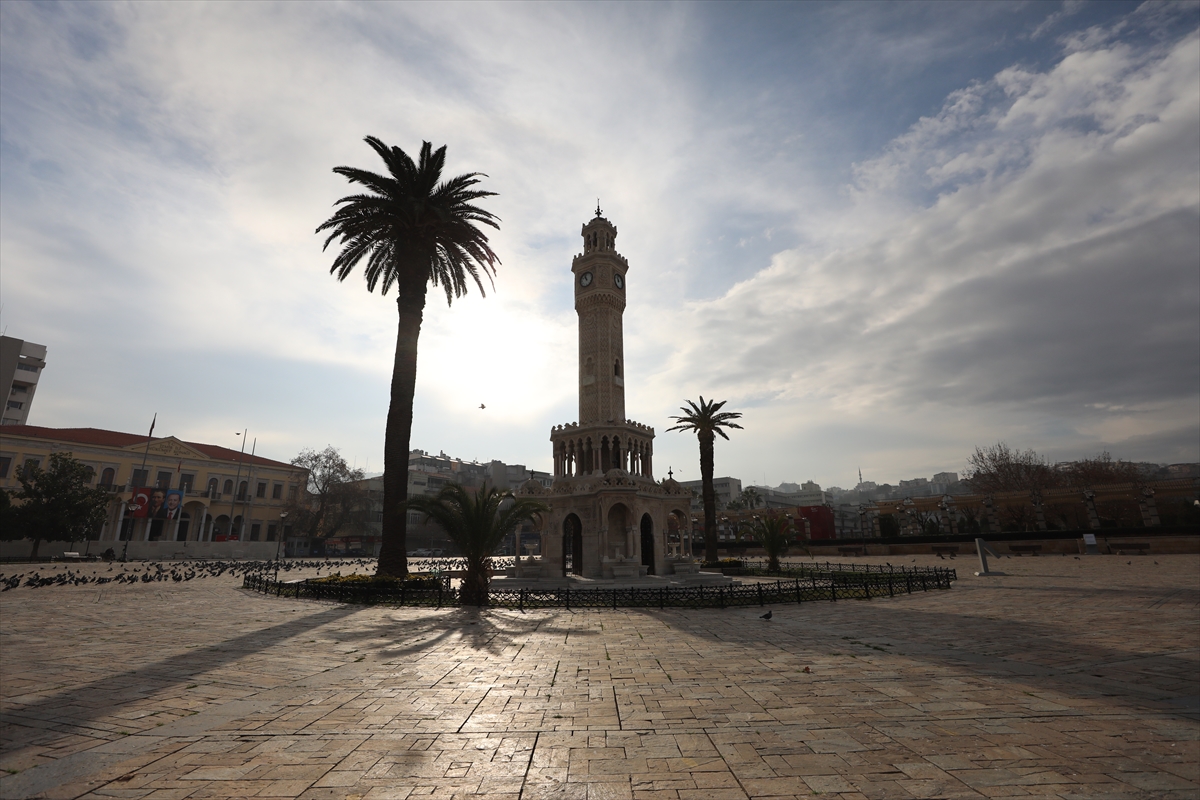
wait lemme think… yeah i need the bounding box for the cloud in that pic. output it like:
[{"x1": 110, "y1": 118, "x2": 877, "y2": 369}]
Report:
[
  {"x1": 637, "y1": 26, "x2": 1199, "y2": 481},
  {"x1": 1, "y1": 2, "x2": 1195, "y2": 486}
]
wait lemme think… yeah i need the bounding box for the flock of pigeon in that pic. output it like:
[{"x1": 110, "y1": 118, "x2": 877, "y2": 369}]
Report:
[{"x1": 0, "y1": 558, "x2": 380, "y2": 592}]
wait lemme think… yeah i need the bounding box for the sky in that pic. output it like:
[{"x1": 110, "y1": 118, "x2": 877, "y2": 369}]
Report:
[{"x1": 2, "y1": 0, "x2": 1198, "y2": 490}]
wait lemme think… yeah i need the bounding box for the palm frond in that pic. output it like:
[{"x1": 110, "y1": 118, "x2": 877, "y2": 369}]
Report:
[{"x1": 316, "y1": 137, "x2": 501, "y2": 305}]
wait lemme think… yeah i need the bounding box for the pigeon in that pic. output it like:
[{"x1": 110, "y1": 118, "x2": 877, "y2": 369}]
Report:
[
  {"x1": 760, "y1": 610, "x2": 772, "y2": 620},
  {"x1": 479, "y1": 404, "x2": 486, "y2": 409}
]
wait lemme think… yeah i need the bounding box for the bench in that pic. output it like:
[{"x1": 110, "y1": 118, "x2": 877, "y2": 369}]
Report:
[
  {"x1": 837, "y1": 546, "x2": 865, "y2": 557},
  {"x1": 931, "y1": 545, "x2": 958, "y2": 556},
  {"x1": 1008, "y1": 544, "x2": 1042, "y2": 556},
  {"x1": 1110, "y1": 541, "x2": 1150, "y2": 555}
]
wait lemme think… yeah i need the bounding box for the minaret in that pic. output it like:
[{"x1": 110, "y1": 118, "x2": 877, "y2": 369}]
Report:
[{"x1": 572, "y1": 205, "x2": 629, "y2": 424}]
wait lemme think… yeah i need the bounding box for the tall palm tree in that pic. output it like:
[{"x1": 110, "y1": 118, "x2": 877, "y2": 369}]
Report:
[
  {"x1": 406, "y1": 484, "x2": 547, "y2": 606},
  {"x1": 317, "y1": 137, "x2": 500, "y2": 577},
  {"x1": 667, "y1": 397, "x2": 743, "y2": 564}
]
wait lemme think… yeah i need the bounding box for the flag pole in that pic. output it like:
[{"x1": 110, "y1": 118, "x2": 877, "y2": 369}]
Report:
[{"x1": 122, "y1": 413, "x2": 156, "y2": 562}]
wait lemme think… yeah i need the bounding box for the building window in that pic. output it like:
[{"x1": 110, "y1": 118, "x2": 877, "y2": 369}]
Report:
[
  {"x1": 11, "y1": 385, "x2": 27, "y2": 393},
  {"x1": 84, "y1": 466, "x2": 96, "y2": 482},
  {"x1": 156, "y1": 471, "x2": 172, "y2": 489},
  {"x1": 207, "y1": 478, "x2": 219, "y2": 497},
  {"x1": 132, "y1": 469, "x2": 149, "y2": 487},
  {"x1": 223, "y1": 479, "x2": 233, "y2": 494},
  {"x1": 267, "y1": 523, "x2": 278, "y2": 542},
  {"x1": 288, "y1": 485, "x2": 297, "y2": 500},
  {"x1": 0, "y1": 456, "x2": 10, "y2": 478},
  {"x1": 15, "y1": 363, "x2": 38, "y2": 372},
  {"x1": 614, "y1": 359, "x2": 621, "y2": 377},
  {"x1": 100, "y1": 467, "x2": 116, "y2": 487},
  {"x1": 256, "y1": 482, "x2": 267, "y2": 498},
  {"x1": 180, "y1": 474, "x2": 195, "y2": 492},
  {"x1": 272, "y1": 483, "x2": 282, "y2": 499},
  {"x1": 238, "y1": 481, "x2": 248, "y2": 500},
  {"x1": 6, "y1": 401, "x2": 22, "y2": 410},
  {"x1": 250, "y1": 522, "x2": 262, "y2": 541},
  {"x1": 23, "y1": 458, "x2": 40, "y2": 473}
]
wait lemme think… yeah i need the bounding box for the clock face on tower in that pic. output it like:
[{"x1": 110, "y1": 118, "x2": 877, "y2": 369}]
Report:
[
  {"x1": 614, "y1": 273, "x2": 624, "y2": 289},
  {"x1": 580, "y1": 271, "x2": 593, "y2": 287}
]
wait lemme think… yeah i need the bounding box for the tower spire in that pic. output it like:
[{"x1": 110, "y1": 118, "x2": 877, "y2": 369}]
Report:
[{"x1": 595, "y1": 199, "x2": 602, "y2": 217}]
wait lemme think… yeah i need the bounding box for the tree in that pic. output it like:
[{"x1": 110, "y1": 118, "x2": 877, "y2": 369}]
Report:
[
  {"x1": 286, "y1": 447, "x2": 369, "y2": 544},
  {"x1": 965, "y1": 442, "x2": 1060, "y2": 494},
  {"x1": 668, "y1": 397, "x2": 743, "y2": 565},
  {"x1": 405, "y1": 484, "x2": 547, "y2": 606},
  {"x1": 317, "y1": 137, "x2": 500, "y2": 577},
  {"x1": 740, "y1": 488, "x2": 763, "y2": 509},
  {"x1": 744, "y1": 513, "x2": 792, "y2": 573},
  {"x1": 2, "y1": 452, "x2": 110, "y2": 557}
]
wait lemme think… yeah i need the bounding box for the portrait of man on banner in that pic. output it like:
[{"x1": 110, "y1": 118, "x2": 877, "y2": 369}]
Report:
[
  {"x1": 128, "y1": 487, "x2": 153, "y2": 518},
  {"x1": 157, "y1": 490, "x2": 184, "y2": 520}
]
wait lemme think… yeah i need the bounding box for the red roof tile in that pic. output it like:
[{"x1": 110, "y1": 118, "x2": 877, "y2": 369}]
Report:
[{"x1": 0, "y1": 425, "x2": 297, "y2": 470}]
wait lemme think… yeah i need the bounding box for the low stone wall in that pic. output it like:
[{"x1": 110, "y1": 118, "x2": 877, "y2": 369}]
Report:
[
  {"x1": 0, "y1": 538, "x2": 280, "y2": 561},
  {"x1": 798, "y1": 534, "x2": 1199, "y2": 557}
]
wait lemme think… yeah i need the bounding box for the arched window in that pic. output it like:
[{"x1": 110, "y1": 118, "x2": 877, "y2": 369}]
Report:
[
  {"x1": 238, "y1": 481, "x2": 248, "y2": 500},
  {"x1": 223, "y1": 479, "x2": 233, "y2": 494},
  {"x1": 100, "y1": 468, "x2": 115, "y2": 487},
  {"x1": 208, "y1": 478, "x2": 219, "y2": 497}
]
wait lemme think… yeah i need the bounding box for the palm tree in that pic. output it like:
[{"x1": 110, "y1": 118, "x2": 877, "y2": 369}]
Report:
[
  {"x1": 317, "y1": 137, "x2": 500, "y2": 577},
  {"x1": 744, "y1": 513, "x2": 793, "y2": 573},
  {"x1": 405, "y1": 484, "x2": 547, "y2": 606},
  {"x1": 667, "y1": 397, "x2": 743, "y2": 564}
]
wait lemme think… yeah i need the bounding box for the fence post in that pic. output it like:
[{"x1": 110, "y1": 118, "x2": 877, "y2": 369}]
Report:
[
  {"x1": 437, "y1": 582, "x2": 443, "y2": 608},
  {"x1": 758, "y1": 584, "x2": 764, "y2": 606},
  {"x1": 920, "y1": 574, "x2": 927, "y2": 592},
  {"x1": 795, "y1": 578, "x2": 802, "y2": 604},
  {"x1": 565, "y1": 587, "x2": 570, "y2": 611},
  {"x1": 888, "y1": 575, "x2": 894, "y2": 597},
  {"x1": 660, "y1": 588, "x2": 665, "y2": 610},
  {"x1": 830, "y1": 577, "x2": 837, "y2": 602},
  {"x1": 863, "y1": 576, "x2": 870, "y2": 600},
  {"x1": 613, "y1": 589, "x2": 617, "y2": 610},
  {"x1": 520, "y1": 588, "x2": 525, "y2": 612},
  {"x1": 907, "y1": 574, "x2": 913, "y2": 594}
]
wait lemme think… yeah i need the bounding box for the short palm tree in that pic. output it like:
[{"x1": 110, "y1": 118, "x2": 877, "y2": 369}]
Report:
[
  {"x1": 405, "y1": 484, "x2": 547, "y2": 606},
  {"x1": 667, "y1": 397, "x2": 743, "y2": 564},
  {"x1": 744, "y1": 513, "x2": 793, "y2": 573},
  {"x1": 317, "y1": 137, "x2": 500, "y2": 577}
]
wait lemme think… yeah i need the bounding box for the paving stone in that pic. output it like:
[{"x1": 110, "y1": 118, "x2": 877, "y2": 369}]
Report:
[{"x1": 0, "y1": 555, "x2": 1196, "y2": 799}]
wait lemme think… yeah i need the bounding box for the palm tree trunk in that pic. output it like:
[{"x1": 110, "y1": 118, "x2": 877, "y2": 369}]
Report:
[
  {"x1": 376, "y1": 286, "x2": 428, "y2": 577},
  {"x1": 699, "y1": 431, "x2": 718, "y2": 564}
]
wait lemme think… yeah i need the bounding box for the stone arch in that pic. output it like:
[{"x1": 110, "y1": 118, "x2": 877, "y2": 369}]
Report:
[
  {"x1": 607, "y1": 502, "x2": 631, "y2": 559},
  {"x1": 563, "y1": 513, "x2": 583, "y2": 576},
  {"x1": 667, "y1": 508, "x2": 691, "y2": 557},
  {"x1": 640, "y1": 513, "x2": 655, "y2": 575}
]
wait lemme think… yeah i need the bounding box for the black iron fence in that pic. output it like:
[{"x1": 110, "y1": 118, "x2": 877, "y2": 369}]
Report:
[{"x1": 242, "y1": 562, "x2": 955, "y2": 609}]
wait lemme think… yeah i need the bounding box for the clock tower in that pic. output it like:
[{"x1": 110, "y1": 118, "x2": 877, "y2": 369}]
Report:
[
  {"x1": 572, "y1": 209, "x2": 629, "y2": 424},
  {"x1": 514, "y1": 208, "x2": 694, "y2": 581}
]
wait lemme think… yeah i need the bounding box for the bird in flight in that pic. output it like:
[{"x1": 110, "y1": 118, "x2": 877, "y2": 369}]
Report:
[{"x1": 479, "y1": 404, "x2": 486, "y2": 410}]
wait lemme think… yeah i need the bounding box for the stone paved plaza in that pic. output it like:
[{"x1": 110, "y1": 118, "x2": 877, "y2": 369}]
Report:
[{"x1": 1, "y1": 554, "x2": 1197, "y2": 800}]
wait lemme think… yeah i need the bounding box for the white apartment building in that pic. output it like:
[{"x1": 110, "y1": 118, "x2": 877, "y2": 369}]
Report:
[{"x1": 1, "y1": 336, "x2": 47, "y2": 426}]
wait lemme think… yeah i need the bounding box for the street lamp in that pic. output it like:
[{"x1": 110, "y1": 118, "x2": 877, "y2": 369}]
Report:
[
  {"x1": 120, "y1": 501, "x2": 143, "y2": 562},
  {"x1": 274, "y1": 510, "x2": 288, "y2": 583}
]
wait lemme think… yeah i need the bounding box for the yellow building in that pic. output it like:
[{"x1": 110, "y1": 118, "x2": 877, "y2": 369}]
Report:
[{"x1": 0, "y1": 425, "x2": 307, "y2": 559}]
